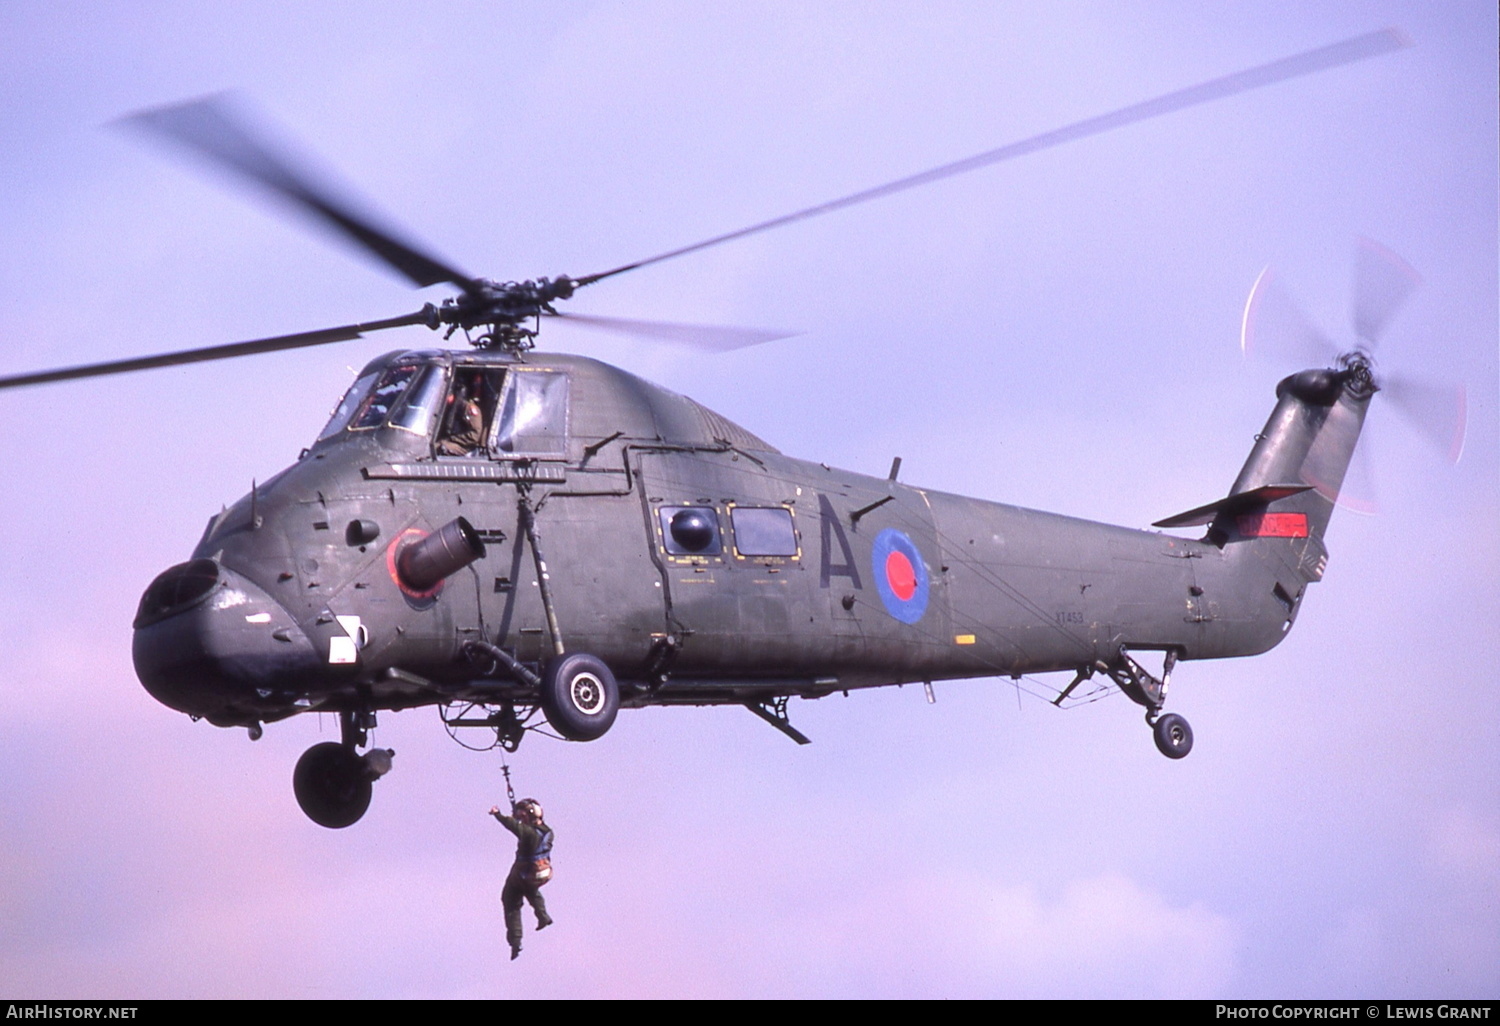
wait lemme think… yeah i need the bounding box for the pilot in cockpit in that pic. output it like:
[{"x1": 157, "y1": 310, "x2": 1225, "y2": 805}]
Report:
[{"x1": 437, "y1": 372, "x2": 487, "y2": 456}]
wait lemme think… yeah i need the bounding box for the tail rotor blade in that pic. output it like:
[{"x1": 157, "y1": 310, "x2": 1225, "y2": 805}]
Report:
[
  {"x1": 1353, "y1": 236, "x2": 1421, "y2": 347},
  {"x1": 1382, "y1": 371, "x2": 1467, "y2": 463},
  {"x1": 1334, "y1": 427, "x2": 1381, "y2": 515},
  {"x1": 1240, "y1": 266, "x2": 1338, "y2": 367}
]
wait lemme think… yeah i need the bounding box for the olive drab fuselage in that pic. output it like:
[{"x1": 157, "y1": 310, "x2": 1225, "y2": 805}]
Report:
[
  {"x1": 0, "y1": 42, "x2": 1407, "y2": 826},
  {"x1": 132, "y1": 347, "x2": 1368, "y2": 733}
]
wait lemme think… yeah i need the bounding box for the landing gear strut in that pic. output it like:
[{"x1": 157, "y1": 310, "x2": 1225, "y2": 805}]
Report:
[
  {"x1": 517, "y1": 494, "x2": 620, "y2": 742},
  {"x1": 292, "y1": 710, "x2": 395, "y2": 828},
  {"x1": 1102, "y1": 647, "x2": 1194, "y2": 760}
]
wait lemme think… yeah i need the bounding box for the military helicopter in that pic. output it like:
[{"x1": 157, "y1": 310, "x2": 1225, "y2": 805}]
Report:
[{"x1": 0, "y1": 28, "x2": 1443, "y2": 829}]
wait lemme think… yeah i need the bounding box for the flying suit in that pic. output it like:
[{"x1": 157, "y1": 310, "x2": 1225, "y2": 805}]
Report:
[{"x1": 492, "y1": 808, "x2": 554, "y2": 957}]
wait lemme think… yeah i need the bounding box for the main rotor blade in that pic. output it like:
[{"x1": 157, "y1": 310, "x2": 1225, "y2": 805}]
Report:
[
  {"x1": 549, "y1": 312, "x2": 799, "y2": 352},
  {"x1": 1353, "y1": 236, "x2": 1422, "y2": 347},
  {"x1": 576, "y1": 28, "x2": 1409, "y2": 288},
  {"x1": 120, "y1": 95, "x2": 475, "y2": 292},
  {"x1": 0, "y1": 310, "x2": 433, "y2": 391}
]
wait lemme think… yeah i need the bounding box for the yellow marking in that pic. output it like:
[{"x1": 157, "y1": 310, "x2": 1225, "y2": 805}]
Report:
[{"x1": 955, "y1": 634, "x2": 976, "y2": 645}]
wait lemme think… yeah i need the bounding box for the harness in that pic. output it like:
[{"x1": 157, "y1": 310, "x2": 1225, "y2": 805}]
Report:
[
  {"x1": 526, "y1": 825, "x2": 554, "y2": 885},
  {"x1": 500, "y1": 755, "x2": 552, "y2": 885}
]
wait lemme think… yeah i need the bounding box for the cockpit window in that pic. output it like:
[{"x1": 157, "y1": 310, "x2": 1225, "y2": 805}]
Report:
[
  {"x1": 436, "y1": 368, "x2": 505, "y2": 457},
  {"x1": 492, "y1": 371, "x2": 569, "y2": 457},
  {"x1": 388, "y1": 364, "x2": 448, "y2": 436},
  {"x1": 351, "y1": 363, "x2": 422, "y2": 430},
  {"x1": 318, "y1": 371, "x2": 379, "y2": 441}
]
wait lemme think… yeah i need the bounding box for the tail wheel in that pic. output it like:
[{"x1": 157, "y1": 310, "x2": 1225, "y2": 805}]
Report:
[
  {"x1": 541, "y1": 653, "x2": 620, "y2": 741},
  {"x1": 1153, "y1": 713, "x2": 1194, "y2": 759},
  {"x1": 293, "y1": 741, "x2": 372, "y2": 827}
]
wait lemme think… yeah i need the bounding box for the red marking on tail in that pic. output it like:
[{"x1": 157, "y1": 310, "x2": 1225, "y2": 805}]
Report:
[{"x1": 1236, "y1": 512, "x2": 1309, "y2": 538}]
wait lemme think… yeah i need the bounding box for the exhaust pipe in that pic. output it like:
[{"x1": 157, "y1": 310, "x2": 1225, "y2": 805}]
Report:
[{"x1": 396, "y1": 517, "x2": 486, "y2": 593}]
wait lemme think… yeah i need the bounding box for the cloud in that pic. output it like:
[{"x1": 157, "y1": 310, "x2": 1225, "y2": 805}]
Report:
[
  {"x1": 785, "y1": 870, "x2": 1239, "y2": 998},
  {"x1": 1429, "y1": 806, "x2": 1500, "y2": 881}
]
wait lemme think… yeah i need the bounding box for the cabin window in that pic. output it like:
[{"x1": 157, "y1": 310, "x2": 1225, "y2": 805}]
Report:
[
  {"x1": 318, "y1": 371, "x2": 379, "y2": 441},
  {"x1": 492, "y1": 370, "x2": 569, "y2": 458},
  {"x1": 388, "y1": 364, "x2": 449, "y2": 436},
  {"x1": 658, "y1": 506, "x2": 722, "y2": 556},
  {"x1": 730, "y1": 506, "x2": 798, "y2": 557}
]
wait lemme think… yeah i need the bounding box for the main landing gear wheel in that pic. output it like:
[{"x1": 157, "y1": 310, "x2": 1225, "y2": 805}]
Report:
[
  {"x1": 1152, "y1": 713, "x2": 1194, "y2": 760},
  {"x1": 293, "y1": 741, "x2": 372, "y2": 828},
  {"x1": 541, "y1": 652, "x2": 619, "y2": 741}
]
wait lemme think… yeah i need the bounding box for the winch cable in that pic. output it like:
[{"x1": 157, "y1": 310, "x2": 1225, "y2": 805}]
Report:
[{"x1": 499, "y1": 753, "x2": 517, "y2": 809}]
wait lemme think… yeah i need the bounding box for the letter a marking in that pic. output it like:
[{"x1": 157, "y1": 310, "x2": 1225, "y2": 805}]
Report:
[{"x1": 819, "y1": 493, "x2": 862, "y2": 589}]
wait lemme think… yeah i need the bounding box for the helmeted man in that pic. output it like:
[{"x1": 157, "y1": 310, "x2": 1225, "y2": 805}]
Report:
[
  {"x1": 489, "y1": 798, "x2": 555, "y2": 960},
  {"x1": 437, "y1": 374, "x2": 486, "y2": 455}
]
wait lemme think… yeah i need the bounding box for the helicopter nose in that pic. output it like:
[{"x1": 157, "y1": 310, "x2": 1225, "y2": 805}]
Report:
[{"x1": 132, "y1": 558, "x2": 320, "y2": 725}]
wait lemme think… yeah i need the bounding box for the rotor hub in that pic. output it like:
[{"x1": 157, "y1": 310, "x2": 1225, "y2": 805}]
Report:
[
  {"x1": 1338, "y1": 348, "x2": 1379, "y2": 399},
  {"x1": 433, "y1": 275, "x2": 578, "y2": 351}
]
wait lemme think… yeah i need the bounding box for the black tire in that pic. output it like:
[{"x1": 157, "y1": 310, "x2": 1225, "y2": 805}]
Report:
[
  {"x1": 541, "y1": 653, "x2": 620, "y2": 741},
  {"x1": 1153, "y1": 713, "x2": 1194, "y2": 759},
  {"x1": 293, "y1": 741, "x2": 372, "y2": 828}
]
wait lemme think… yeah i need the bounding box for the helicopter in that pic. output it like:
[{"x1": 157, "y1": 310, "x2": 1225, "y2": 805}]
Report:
[{"x1": 0, "y1": 28, "x2": 1442, "y2": 830}]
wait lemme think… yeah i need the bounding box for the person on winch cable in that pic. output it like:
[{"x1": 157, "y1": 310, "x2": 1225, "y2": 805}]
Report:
[{"x1": 489, "y1": 798, "x2": 554, "y2": 960}]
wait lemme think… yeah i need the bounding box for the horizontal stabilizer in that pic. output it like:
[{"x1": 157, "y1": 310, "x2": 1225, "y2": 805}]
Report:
[{"x1": 1153, "y1": 484, "x2": 1313, "y2": 529}]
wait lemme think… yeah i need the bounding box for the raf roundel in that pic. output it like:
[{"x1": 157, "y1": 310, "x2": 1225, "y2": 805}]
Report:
[{"x1": 871, "y1": 528, "x2": 930, "y2": 624}]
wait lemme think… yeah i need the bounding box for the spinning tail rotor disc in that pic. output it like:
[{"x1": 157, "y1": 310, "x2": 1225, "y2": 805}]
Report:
[{"x1": 1239, "y1": 239, "x2": 1468, "y2": 511}]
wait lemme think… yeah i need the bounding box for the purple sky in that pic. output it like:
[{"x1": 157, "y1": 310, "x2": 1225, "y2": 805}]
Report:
[{"x1": 1, "y1": 1, "x2": 1495, "y2": 998}]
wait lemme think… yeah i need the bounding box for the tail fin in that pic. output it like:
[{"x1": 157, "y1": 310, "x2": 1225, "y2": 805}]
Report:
[
  {"x1": 1155, "y1": 362, "x2": 1374, "y2": 548},
  {"x1": 1153, "y1": 362, "x2": 1373, "y2": 649}
]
